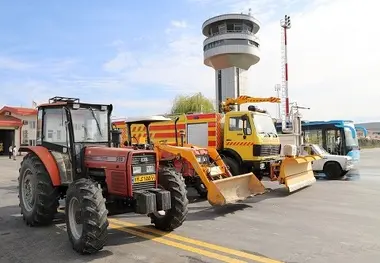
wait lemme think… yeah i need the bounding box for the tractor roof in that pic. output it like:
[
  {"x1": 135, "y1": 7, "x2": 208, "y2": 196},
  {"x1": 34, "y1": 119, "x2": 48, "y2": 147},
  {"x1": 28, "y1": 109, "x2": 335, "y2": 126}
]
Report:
[
  {"x1": 38, "y1": 96, "x2": 112, "y2": 110},
  {"x1": 125, "y1": 115, "x2": 171, "y2": 125}
]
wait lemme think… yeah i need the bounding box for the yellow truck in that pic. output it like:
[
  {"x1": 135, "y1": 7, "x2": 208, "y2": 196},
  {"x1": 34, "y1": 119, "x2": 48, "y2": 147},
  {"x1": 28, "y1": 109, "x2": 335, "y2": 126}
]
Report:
[{"x1": 113, "y1": 96, "x2": 320, "y2": 193}]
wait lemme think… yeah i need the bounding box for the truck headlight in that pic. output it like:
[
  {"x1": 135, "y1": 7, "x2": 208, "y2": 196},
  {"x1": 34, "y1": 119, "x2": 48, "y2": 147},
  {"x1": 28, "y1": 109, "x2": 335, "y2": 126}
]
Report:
[
  {"x1": 133, "y1": 166, "x2": 142, "y2": 174},
  {"x1": 146, "y1": 165, "x2": 155, "y2": 173}
]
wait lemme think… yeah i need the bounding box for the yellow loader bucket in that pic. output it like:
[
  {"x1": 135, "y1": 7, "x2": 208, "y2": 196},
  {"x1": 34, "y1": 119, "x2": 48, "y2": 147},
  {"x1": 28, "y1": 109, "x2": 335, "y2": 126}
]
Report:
[
  {"x1": 279, "y1": 155, "x2": 321, "y2": 193},
  {"x1": 206, "y1": 173, "x2": 266, "y2": 206}
]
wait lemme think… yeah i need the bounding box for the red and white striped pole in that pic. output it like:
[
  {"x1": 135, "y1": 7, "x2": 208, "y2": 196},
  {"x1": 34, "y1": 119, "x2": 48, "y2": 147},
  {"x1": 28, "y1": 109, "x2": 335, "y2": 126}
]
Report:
[{"x1": 281, "y1": 15, "x2": 291, "y2": 128}]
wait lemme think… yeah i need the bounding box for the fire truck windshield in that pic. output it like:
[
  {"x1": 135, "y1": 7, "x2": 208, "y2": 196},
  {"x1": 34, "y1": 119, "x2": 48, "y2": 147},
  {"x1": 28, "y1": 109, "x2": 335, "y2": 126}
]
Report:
[{"x1": 252, "y1": 113, "x2": 278, "y2": 135}]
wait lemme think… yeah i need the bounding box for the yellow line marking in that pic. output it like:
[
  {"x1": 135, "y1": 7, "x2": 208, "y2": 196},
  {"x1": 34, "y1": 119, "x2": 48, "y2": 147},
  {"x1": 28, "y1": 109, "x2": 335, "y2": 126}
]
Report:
[
  {"x1": 109, "y1": 223, "x2": 247, "y2": 263},
  {"x1": 109, "y1": 218, "x2": 283, "y2": 263}
]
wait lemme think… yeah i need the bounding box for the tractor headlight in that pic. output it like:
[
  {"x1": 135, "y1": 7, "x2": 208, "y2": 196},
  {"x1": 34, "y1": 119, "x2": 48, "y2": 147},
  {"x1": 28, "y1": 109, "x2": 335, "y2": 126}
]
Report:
[
  {"x1": 133, "y1": 166, "x2": 142, "y2": 174},
  {"x1": 196, "y1": 155, "x2": 209, "y2": 163},
  {"x1": 146, "y1": 165, "x2": 155, "y2": 173}
]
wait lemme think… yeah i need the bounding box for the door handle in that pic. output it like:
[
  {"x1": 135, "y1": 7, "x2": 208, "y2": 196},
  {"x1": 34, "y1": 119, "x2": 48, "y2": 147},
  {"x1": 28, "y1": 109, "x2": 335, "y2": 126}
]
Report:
[
  {"x1": 237, "y1": 133, "x2": 243, "y2": 135},
  {"x1": 226, "y1": 139, "x2": 231, "y2": 141}
]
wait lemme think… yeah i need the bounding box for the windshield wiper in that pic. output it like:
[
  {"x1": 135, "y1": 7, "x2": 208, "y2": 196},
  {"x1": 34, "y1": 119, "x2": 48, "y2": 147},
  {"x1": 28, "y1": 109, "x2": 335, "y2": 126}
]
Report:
[
  {"x1": 258, "y1": 131, "x2": 269, "y2": 137},
  {"x1": 89, "y1": 107, "x2": 102, "y2": 137},
  {"x1": 268, "y1": 132, "x2": 278, "y2": 137}
]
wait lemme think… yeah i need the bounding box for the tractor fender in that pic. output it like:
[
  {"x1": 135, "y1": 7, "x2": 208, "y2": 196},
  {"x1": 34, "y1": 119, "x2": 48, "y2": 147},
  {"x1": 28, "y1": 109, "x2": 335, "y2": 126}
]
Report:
[{"x1": 19, "y1": 146, "x2": 61, "y2": 186}]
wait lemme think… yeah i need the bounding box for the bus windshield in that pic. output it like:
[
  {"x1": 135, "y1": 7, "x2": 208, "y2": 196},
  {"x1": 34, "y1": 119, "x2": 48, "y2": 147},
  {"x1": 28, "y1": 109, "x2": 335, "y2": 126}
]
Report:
[
  {"x1": 252, "y1": 114, "x2": 278, "y2": 135},
  {"x1": 344, "y1": 123, "x2": 358, "y2": 147}
]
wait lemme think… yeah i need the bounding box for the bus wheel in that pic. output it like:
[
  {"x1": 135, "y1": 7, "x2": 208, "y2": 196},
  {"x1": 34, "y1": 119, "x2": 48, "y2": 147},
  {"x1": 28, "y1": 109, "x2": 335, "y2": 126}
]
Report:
[{"x1": 323, "y1": 162, "x2": 343, "y2": 180}]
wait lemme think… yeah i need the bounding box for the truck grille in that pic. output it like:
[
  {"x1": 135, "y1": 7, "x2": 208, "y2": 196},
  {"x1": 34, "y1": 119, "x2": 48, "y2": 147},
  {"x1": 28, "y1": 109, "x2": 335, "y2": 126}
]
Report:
[
  {"x1": 131, "y1": 153, "x2": 156, "y2": 192},
  {"x1": 131, "y1": 153, "x2": 156, "y2": 165},
  {"x1": 253, "y1": 145, "x2": 281, "y2": 157},
  {"x1": 132, "y1": 181, "x2": 156, "y2": 191}
]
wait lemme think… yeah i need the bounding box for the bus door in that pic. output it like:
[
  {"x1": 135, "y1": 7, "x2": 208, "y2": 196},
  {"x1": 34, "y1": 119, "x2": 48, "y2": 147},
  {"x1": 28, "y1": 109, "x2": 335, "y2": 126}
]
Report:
[{"x1": 324, "y1": 128, "x2": 344, "y2": 155}]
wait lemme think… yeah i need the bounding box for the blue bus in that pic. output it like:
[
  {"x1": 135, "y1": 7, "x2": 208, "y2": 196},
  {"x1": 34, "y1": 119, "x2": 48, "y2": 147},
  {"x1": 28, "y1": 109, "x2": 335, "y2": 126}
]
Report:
[{"x1": 275, "y1": 120, "x2": 364, "y2": 163}]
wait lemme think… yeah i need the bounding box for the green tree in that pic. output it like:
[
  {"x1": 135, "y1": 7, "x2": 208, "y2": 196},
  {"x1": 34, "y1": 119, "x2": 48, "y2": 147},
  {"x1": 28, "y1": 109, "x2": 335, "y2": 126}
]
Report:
[{"x1": 170, "y1": 92, "x2": 215, "y2": 114}]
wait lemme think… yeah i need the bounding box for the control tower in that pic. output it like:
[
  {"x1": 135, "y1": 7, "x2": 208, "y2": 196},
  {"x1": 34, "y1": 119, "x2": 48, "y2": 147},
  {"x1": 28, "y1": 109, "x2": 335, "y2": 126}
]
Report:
[{"x1": 202, "y1": 12, "x2": 260, "y2": 112}]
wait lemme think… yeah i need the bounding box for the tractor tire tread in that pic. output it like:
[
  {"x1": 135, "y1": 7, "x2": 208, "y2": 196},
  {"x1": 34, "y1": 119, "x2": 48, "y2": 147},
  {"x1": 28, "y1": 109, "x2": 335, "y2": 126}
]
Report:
[
  {"x1": 18, "y1": 153, "x2": 59, "y2": 226},
  {"x1": 65, "y1": 178, "x2": 108, "y2": 254},
  {"x1": 150, "y1": 167, "x2": 188, "y2": 231}
]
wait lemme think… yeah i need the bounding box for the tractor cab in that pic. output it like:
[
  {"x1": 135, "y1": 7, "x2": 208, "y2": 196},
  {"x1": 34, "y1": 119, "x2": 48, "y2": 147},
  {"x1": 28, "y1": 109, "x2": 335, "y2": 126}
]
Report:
[{"x1": 31, "y1": 96, "x2": 114, "y2": 181}]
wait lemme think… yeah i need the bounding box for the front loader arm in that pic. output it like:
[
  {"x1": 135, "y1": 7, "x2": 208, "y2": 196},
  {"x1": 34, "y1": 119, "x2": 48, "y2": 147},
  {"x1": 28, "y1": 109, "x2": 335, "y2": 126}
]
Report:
[
  {"x1": 154, "y1": 144, "x2": 213, "y2": 188},
  {"x1": 155, "y1": 144, "x2": 266, "y2": 206}
]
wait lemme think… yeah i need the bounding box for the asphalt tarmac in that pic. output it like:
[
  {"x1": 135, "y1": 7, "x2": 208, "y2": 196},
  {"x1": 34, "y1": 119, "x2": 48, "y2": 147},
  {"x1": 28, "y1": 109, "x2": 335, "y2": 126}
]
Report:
[{"x1": 1, "y1": 148, "x2": 379, "y2": 263}]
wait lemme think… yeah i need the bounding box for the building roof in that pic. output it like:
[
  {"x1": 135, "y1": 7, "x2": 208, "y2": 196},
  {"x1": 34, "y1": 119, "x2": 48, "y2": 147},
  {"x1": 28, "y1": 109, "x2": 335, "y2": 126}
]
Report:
[
  {"x1": 0, "y1": 115, "x2": 23, "y2": 127},
  {"x1": 0, "y1": 106, "x2": 37, "y2": 116}
]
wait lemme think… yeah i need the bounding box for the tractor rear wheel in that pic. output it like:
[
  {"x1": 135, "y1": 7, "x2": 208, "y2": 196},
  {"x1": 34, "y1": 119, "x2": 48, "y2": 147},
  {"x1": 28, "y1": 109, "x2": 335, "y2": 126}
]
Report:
[
  {"x1": 18, "y1": 153, "x2": 59, "y2": 226},
  {"x1": 65, "y1": 178, "x2": 108, "y2": 254},
  {"x1": 150, "y1": 167, "x2": 189, "y2": 231}
]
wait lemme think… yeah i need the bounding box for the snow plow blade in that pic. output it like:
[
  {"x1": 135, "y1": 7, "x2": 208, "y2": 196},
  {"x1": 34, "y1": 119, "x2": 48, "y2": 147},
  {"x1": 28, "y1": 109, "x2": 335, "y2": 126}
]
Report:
[
  {"x1": 279, "y1": 155, "x2": 321, "y2": 193},
  {"x1": 206, "y1": 172, "x2": 266, "y2": 206}
]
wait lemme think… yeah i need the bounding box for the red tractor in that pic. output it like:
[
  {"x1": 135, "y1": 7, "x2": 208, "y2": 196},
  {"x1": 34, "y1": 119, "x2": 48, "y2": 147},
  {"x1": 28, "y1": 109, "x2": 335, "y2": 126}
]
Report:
[{"x1": 18, "y1": 97, "x2": 188, "y2": 254}]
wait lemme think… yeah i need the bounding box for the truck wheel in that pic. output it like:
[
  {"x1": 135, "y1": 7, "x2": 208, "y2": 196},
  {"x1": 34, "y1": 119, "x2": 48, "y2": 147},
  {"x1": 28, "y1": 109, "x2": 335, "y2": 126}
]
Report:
[
  {"x1": 323, "y1": 162, "x2": 343, "y2": 180},
  {"x1": 222, "y1": 156, "x2": 240, "y2": 176},
  {"x1": 18, "y1": 153, "x2": 59, "y2": 226},
  {"x1": 65, "y1": 178, "x2": 108, "y2": 254},
  {"x1": 150, "y1": 167, "x2": 189, "y2": 231}
]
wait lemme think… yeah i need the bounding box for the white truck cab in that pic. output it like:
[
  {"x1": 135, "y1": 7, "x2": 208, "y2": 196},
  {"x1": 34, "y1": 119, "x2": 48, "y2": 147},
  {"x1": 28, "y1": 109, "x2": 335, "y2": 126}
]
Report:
[{"x1": 299, "y1": 143, "x2": 354, "y2": 179}]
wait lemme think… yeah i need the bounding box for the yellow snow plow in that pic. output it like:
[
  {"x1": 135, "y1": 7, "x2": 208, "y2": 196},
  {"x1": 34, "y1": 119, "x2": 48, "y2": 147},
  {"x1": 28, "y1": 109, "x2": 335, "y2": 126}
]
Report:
[
  {"x1": 155, "y1": 143, "x2": 266, "y2": 206},
  {"x1": 270, "y1": 145, "x2": 321, "y2": 192}
]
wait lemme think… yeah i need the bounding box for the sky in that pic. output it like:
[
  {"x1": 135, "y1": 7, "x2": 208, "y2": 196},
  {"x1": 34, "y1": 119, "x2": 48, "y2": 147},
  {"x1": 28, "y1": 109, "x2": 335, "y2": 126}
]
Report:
[{"x1": 0, "y1": 0, "x2": 379, "y2": 123}]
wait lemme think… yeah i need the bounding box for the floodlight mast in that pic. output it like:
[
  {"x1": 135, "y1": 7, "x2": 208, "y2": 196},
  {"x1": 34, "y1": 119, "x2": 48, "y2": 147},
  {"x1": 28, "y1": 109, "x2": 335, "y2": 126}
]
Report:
[{"x1": 280, "y1": 15, "x2": 292, "y2": 133}]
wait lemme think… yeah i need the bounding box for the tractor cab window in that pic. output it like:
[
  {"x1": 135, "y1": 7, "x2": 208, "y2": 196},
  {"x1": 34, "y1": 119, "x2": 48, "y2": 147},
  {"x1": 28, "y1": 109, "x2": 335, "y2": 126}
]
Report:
[
  {"x1": 36, "y1": 109, "x2": 43, "y2": 145},
  {"x1": 43, "y1": 108, "x2": 68, "y2": 146},
  {"x1": 70, "y1": 108, "x2": 108, "y2": 143}
]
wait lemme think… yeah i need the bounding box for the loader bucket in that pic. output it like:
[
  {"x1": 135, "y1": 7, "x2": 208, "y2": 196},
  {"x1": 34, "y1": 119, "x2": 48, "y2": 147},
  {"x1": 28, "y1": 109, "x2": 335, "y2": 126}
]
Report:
[
  {"x1": 206, "y1": 172, "x2": 266, "y2": 206},
  {"x1": 279, "y1": 155, "x2": 321, "y2": 193}
]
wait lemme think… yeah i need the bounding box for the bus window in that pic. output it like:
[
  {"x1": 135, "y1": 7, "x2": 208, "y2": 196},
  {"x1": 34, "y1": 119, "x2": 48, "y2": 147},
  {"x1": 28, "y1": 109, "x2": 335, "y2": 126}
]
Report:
[{"x1": 303, "y1": 129, "x2": 323, "y2": 146}]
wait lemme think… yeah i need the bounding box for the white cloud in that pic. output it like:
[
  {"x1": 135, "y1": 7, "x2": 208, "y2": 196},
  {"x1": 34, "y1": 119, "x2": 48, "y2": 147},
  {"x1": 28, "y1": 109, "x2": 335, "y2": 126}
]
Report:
[
  {"x1": 103, "y1": 51, "x2": 136, "y2": 73},
  {"x1": 171, "y1": 20, "x2": 188, "y2": 28},
  {"x1": 0, "y1": 57, "x2": 35, "y2": 70},
  {"x1": 105, "y1": 0, "x2": 380, "y2": 121}
]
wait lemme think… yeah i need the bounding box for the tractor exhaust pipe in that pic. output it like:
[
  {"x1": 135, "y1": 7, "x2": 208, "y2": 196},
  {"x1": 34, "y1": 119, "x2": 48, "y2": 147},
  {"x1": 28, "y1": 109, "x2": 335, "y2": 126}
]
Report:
[{"x1": 174, "y1": 117, "x2": 180, "y2": 146}]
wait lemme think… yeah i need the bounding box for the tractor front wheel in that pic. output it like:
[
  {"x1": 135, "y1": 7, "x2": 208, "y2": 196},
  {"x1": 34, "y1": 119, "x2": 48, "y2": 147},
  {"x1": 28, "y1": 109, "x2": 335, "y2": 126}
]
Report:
[
  {"x1": 18, "y1": 153, "x2": 59, "y2": 226},
  {"x1": 150, "y1": 167, "x2": 189, "y2": 231},
  {"x1": 65, "y1": 178, "x2": 108, "y2": 254}
]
